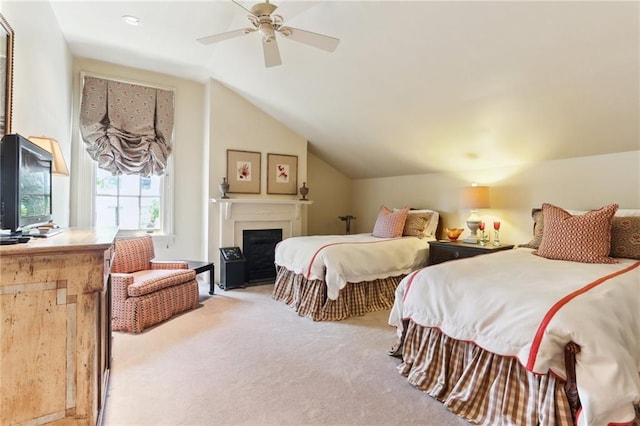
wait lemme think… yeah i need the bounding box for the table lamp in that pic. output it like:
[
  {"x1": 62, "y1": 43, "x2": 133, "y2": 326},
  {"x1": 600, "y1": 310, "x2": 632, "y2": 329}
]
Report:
[
  {"x1": 28, "y1": 136, "x2": 70, "y2": 176},
  {"x1": 460, "y1": 184, "x2": 490, "y2": 244}
]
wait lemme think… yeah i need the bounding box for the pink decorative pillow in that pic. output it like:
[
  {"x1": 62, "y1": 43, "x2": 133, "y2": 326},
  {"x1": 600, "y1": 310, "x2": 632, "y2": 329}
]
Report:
[
  {"x1": 372, "y1": 206, "x2": 409, "y2": 238},
  {"x1": 534, "y1": 203, "x2": 618, "y2": 263}
]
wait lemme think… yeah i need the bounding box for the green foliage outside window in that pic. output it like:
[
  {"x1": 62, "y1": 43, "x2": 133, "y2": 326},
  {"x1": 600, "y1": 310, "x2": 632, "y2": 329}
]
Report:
[{"x1": 95, "y1": 169, "x2": 162, "y2": 231}]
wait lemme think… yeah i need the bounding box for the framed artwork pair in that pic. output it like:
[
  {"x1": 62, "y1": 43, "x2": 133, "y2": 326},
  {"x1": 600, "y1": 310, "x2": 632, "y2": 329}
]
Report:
[{"x1": 226, "y1": 149, "x2": 298, "y2": 195}]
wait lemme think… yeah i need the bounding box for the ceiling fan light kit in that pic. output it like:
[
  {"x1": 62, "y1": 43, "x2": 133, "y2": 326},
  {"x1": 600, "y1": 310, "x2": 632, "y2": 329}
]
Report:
[{"x1": 197, "y1": 0, "x2": 339, "y2": 68}]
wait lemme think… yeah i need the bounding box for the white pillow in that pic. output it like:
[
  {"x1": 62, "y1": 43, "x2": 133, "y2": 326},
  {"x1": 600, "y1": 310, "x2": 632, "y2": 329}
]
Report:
[
  {"x1": 615, "y1": 209, "x2": 640, "y2": 217},
  {"x1": 567, "y1": 208, "x2": 640, "y2": 217}
]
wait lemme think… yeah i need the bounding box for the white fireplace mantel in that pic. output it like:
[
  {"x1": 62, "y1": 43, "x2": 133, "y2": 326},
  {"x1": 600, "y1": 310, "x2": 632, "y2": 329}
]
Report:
[
  {"x1": 211, "y1": 198, "x2": 313, "y2": 251},
  {"x1": 211, "y1": 198, "x2": 313, "y2": 221}
]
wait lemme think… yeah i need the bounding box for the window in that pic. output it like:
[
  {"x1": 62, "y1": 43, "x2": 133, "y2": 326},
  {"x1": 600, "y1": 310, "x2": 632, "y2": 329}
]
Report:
[
  {"x1": 77, "y1": 160, "x2": 173, "y2": 236},
  {"x1": 76, "y1": 73, "x2": 175, "y2": 236},
  {"x1": 95, "y1": 168, "x2": 162, "y2": 231}
]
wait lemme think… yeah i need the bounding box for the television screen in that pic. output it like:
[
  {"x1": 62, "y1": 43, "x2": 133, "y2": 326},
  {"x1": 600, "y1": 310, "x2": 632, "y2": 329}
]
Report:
[
  {"x1": 0, "y1": 134, "x2": 53, "y2": 232},
  {"x1": 20, "y1": 146, "x2": 52, "y2": 224}
]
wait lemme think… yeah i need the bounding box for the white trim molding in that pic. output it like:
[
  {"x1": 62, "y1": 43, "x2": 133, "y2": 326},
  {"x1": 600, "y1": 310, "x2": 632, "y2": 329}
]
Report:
[{"x1": 210, "y1": 198, "x2": 313, "y2": 250}]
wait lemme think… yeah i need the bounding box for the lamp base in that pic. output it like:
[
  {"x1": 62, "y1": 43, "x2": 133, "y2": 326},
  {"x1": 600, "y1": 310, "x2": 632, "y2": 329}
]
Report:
[{"x1": 465, "y1": 214, "x2": 482, "y2": 245}]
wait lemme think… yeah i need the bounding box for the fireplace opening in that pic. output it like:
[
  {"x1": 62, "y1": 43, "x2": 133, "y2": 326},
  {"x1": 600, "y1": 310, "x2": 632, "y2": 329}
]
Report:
[{"x1": 243, "y1": 229, "x2": 283, "y2": 284}]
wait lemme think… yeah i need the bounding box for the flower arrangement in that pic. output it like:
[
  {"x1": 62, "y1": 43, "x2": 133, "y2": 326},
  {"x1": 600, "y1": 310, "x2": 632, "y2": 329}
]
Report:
[{"x1": 237, "y1": 163, "x2": 251, "y2": 180}]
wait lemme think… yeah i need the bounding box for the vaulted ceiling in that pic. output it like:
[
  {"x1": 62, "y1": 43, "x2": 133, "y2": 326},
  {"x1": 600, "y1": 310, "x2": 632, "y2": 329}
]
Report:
[{"x1": 48, "y1": 1, "x2": 639, "y2": 178}]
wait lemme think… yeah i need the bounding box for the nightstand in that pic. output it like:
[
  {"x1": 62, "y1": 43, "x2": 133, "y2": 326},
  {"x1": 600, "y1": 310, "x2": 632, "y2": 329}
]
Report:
[{"x1": 428, "y1": 240, "x2": 515, "y2": 265}]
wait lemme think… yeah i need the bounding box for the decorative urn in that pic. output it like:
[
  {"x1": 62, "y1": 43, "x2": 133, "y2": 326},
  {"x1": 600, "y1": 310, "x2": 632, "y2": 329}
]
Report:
[
  {"x1": 299, "y1": 182, "x2": 309, "y2": 201},
  {"x1": 219, "y1": 177, "x2": 230, "y2": 199}
]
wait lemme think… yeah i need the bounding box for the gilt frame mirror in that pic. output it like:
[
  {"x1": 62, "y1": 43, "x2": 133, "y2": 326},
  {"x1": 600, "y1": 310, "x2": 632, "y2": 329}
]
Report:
[{"x1": 0, "y1": 13, "x2": 13, "y2": 138}]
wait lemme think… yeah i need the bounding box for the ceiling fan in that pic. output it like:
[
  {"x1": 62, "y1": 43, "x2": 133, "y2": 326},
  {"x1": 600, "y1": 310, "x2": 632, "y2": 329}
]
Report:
[{"x1": 197, "y1": 0, "x2": 340, "y2": 68}]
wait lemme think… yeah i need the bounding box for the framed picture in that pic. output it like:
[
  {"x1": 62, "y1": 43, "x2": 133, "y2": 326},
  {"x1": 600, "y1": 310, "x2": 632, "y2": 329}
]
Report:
[
  {"x1": 0, "y1": 13, "x2": 14, "y2": 139},
  {"x1": 267, "y1": 153, "x2": 298, "y2": 195},
  {"x1": 227, "y1": 149, "x2": 261, "y2": 194}
]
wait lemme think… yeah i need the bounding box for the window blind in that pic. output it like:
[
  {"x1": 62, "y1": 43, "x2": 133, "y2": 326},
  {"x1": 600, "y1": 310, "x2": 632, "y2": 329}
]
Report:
[{"x1": 79, "y1": 76, "x2": 174, "y2": 176}]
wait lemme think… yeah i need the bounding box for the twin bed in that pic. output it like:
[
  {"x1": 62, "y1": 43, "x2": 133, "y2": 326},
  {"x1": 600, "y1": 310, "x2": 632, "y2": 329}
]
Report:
[
  {"x1": 389, "y1": 204, "x2": 640, "y2": 426},
  {"x1": 272, "y1": 207, "x2": 439, "y2": 321}
]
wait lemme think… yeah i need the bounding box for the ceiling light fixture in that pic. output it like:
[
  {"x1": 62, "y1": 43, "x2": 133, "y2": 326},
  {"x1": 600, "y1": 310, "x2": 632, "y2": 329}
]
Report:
[
  {"x1": 122, "y1": 15, "x2": 142, "y2": 26},
  {"x1": 196, "y1": 0, "x2": 339, "y2": 68}
]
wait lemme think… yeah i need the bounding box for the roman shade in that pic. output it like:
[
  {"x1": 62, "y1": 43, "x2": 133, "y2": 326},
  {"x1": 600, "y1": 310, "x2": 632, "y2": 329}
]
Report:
[{"x1": 79, "y1": 76, "x2": 174, "y2": 176}]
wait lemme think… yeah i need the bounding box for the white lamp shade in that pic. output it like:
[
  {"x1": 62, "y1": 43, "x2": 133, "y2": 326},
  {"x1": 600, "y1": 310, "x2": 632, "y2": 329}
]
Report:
[{"x1": 28, "y1": 136, "x2": 70, "y2": 176}]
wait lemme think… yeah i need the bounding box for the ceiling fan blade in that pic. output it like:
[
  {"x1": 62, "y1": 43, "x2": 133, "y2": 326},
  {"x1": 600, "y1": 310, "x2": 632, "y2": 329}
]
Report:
[
  {"x1": 232, "y1": 0, "x2": 255, "y2": 16},
  {"x1": 278, "y1": 26, "x2": 339, "y2": 52},
  {"x1": 197, "y1": 28, "x2": 253, "y2": 45},
  {"x1": 262, "y1": 38, "x2": 282, "y2": 67}
]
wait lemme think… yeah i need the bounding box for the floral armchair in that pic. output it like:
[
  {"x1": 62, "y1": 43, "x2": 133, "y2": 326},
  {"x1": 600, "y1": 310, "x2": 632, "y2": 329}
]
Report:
[{"x1": 110, "y1": 235, "x2": 199, "y2": 333}]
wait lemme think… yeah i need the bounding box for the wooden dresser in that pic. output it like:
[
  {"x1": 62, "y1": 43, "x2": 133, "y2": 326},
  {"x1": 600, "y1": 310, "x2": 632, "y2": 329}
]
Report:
[{"x1": 0, "y1": 227, "x2": 117, "y2": 425}]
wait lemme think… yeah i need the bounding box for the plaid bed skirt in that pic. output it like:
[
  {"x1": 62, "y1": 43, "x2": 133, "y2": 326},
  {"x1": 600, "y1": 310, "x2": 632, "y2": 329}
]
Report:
[
  {"x1": 272, "y1": 266, "x2": 404, "y2": 321},
  {"x1": 399, "y1": 321, "x2": 640, "y2": 425},
  {"x1": 399, "y1": 320, "x2": 575, "y2": 426}
]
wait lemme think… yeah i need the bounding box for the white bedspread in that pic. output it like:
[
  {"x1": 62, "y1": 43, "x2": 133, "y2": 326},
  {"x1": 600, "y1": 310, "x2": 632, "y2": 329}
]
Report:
[
  {"x1": 274, "y1": 233, "x2": 430, "y2": 300},
  {"x1": 389, "y1": 248, "x2": 640, "y2": 426}
]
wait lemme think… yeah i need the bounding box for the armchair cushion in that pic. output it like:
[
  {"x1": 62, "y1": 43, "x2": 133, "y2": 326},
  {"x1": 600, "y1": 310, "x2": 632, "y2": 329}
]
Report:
[
  {"x1": 151, "y1": 260, "x2": 189, "y2": 270},
  {"x1": 127, "y1": 269, "x2": 197, "y2": 297}
]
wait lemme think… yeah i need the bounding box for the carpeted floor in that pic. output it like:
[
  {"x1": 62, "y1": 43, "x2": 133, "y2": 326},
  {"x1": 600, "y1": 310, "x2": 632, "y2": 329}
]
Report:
[{"x1": 102, "y1": 280, "x2": 470, "y2": 426}]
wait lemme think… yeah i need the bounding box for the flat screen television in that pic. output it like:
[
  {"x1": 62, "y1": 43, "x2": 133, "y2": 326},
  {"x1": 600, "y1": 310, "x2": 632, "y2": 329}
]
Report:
[{"x1": 0, "y1": 134, "x2": 53, "y2": 233}]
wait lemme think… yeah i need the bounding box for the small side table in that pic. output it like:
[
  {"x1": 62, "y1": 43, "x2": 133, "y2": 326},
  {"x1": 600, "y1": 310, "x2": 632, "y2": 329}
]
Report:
[
  {"x1": 185, "y1": 260, "x2": 215, "y2": 295},
  {"x1": 428, "y1": 241, "x2": 514, "y2": 266}
]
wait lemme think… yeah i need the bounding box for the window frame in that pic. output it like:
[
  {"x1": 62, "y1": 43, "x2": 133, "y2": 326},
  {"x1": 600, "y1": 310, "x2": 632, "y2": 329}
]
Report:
[{"x1": 93, "y1": 166, "x2": 173, "y2": 236}]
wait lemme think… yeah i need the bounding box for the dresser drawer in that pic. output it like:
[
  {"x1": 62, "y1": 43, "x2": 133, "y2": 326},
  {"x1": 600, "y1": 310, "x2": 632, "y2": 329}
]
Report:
[{"x1": 430, "y1": 246, "x2": 466, "y2": 264}]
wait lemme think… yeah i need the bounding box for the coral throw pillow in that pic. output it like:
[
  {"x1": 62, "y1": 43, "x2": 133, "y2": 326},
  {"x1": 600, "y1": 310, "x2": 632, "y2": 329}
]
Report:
[
  {"x1": 534, "y1": 203, "x2": 618, "y2": 263},
  {"x1": 372, "y1": 206, "x2": 409, "y2": 238}
]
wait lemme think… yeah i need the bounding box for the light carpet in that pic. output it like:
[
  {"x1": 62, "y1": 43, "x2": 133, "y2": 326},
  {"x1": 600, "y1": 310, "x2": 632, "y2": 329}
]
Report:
[{"x1": 102, "y1": 281, "x2": 470, "y2": 426}]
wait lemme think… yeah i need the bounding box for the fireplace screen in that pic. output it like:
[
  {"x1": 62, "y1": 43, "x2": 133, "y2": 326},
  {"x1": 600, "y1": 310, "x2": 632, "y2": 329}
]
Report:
[{"x1": 243, "y1": 229, "x2": 283, "y2": 283}]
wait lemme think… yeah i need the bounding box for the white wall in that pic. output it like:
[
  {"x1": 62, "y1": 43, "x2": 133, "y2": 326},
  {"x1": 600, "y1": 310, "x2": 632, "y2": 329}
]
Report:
[
  {"x1": 1, "y1": 1, "x2": 73, "y2": 227},
  {"x1": 307, "y1": 152, "x2": 352, "y2": 235},
  {"x1": 4, "y1": 0, "x2": 638, "y2": 270},
  {"x1": 207, "y1": 79, "x2": 308, "y2": 281},
  {"x1": 70, "y1": 58, "x2": 207, "y2": 261},
  {"x1": 2, "y1": 0, "x2": 310, "y2": 270},
  {"x1": 351, "y1": 150, "x2": 640, "y2": 245}
]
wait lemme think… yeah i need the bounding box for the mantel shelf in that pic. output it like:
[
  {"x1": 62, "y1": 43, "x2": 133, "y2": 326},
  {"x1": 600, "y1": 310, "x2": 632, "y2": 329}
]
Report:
[
  {"x1": 210, "y1": 198, "x2": 312, "y2": 221},
  {"x1": 210, "y1": 198, "x2": 313, "y2": 205}
]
